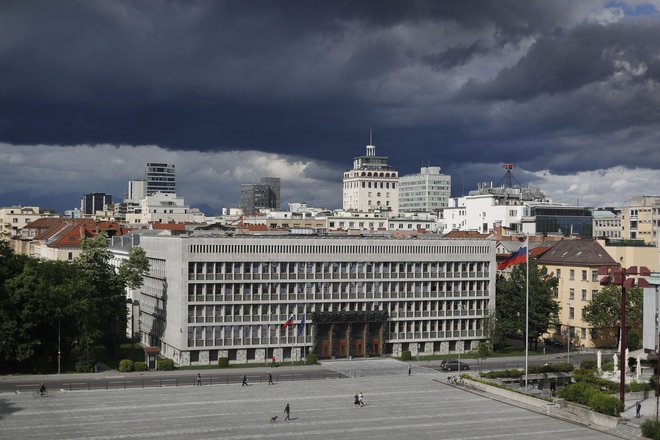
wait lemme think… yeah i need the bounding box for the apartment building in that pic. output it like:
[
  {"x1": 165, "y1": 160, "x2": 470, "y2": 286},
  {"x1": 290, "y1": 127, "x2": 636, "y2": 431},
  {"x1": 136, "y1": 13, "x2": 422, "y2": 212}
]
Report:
[
  {"x1": 112, "y1": 232, "x2": 496, "y2": 366},
  {"x1": 536, "y1": 240, "x2": 618, "y2": 348}
]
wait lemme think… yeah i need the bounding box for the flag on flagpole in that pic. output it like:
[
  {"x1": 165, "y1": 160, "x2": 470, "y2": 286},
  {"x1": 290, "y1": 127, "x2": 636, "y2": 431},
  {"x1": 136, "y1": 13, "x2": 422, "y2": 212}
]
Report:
[
  {"x1": 282, "y1": 314, "x2": 295, "y2": 329},
  {"x1": 497, "y1": 240, "x2": 528, "y2": 270},
  {"x1": 297, "y1": 314, "x2": 306, "y2": 336}
]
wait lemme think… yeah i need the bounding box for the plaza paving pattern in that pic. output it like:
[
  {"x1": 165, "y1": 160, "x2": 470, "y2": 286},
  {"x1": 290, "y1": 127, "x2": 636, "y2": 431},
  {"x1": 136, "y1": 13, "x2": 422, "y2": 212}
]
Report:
[{"x1": 0, "y1": 359, "x2": 625, "y2": 440}]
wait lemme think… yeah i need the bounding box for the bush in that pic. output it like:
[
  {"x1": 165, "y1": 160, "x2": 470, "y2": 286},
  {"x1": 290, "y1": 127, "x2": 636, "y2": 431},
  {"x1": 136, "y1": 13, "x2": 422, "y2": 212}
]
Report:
[
  {"x1": 118, "y1": 359, "x2": 134, "y2": 372},
  {"x1": 557, "y1": 382, "x2": 598, "y2": 406},
  {"x1": 572, "y1": 368, "x2": 596, "y2": 382},
  {"x1": 642, "y1": 419, "x2": 660, "y2": 440},
  {"x1": 580, "y1": 360, "x2": 597, "y2": 370},
  {"x1": 134, "y1": 361, "x2": 146, "y2": 371},
  {"x1": 217, "y1": 357, "x2": 229, "y2": 368},
  {"x1": 481, "y1": 369, "x2": 524, "y2": 379},
  {"x1": 400, "y1": 350, "x2": 412, "y2": 361},
  {"x1": 75, "y1": 358, "x2": 96, "y2": 373},
  {"x1": 528, "y1": 362, "x2": 573, "y2": 374},
  {"x1": 157, "y1": 358, "x2": 175, "y2": 371},
  {"x1": 588, "y1": 393, "x2": 621, "y2": 416},
  {"x1": 626, "y1": 381, "x2": 650, "y2": 392},
  {"x1": 601, "y1": 361, "x2": 614, "y2": 371},
  {"x1": 306, "y1": 353, "x2": 318, "y2": 365}
]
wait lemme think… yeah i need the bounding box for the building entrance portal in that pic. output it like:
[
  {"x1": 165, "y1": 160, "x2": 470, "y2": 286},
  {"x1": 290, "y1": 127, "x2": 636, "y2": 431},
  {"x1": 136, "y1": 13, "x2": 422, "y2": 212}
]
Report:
[{"x1": 312, "y1": 311, "x2": 388, "y2": 359}]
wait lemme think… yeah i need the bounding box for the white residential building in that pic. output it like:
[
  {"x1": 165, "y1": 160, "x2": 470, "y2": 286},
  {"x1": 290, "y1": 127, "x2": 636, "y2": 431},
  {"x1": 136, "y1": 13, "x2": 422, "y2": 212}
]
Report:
[
  {"x1": 112, "y1": 232, "x2": 496, "y2": 366},
  {"x1": 399, "y1": 166, "x2": 451, "y2": 214},
  {"x1": 342, "y1": 143, "x2": 399, "y2": 215},
  {"x1": 125, "y1": 193, "x2": 203, "y2": 224},
  {"x1": 593, "y1": 209, "x2": 621, "y2": 239}
]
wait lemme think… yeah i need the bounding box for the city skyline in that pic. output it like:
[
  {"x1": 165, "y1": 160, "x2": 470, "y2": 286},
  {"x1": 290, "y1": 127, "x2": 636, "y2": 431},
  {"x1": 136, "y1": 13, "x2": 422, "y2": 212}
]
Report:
[{"x1": 1, "y1": 1, "x2": 660, "y2": 213}]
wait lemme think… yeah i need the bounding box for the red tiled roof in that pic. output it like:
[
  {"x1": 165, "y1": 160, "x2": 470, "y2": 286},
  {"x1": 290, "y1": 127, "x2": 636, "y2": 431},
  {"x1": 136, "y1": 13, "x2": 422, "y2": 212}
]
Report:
[
  {"x1": 443, "y1": 230, "x2": 489, "y2": 239},
  {"x1": 151, "y1": 222, "x2": 187, "y2": 231}
]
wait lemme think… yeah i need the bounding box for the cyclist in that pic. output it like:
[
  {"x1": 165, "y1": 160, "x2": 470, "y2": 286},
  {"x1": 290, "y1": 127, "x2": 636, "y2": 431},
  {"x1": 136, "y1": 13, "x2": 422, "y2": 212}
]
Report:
[{"x1": 39, "y1": 382, "x2": 46, "y2": 396}]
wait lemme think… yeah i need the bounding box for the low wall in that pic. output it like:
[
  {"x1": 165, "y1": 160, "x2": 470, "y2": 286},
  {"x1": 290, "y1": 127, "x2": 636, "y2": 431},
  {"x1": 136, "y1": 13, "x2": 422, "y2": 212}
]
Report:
[{"x1": 460, "y1": 378, "x2": 619, "y2": 430}]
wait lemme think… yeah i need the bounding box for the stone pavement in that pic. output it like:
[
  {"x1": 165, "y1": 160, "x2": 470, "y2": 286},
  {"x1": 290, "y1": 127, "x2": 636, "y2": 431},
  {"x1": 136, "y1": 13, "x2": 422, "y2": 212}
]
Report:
[{"x1": 0, "y1": 358, "x2": 629, "y2": 440}]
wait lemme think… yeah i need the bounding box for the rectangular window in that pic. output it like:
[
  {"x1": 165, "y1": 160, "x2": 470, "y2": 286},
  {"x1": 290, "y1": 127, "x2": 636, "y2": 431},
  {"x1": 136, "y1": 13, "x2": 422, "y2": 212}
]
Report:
[
  {"x1": 591, "y1": 270, "x2": 599, "y2": 282},
  {"x1": 581, "y1": 289, "x2": 587, "y2": 301},
  {"x1": 569, "y1": 288, "x2": 575, "y2": 300},
  {"x1": 556, "y1": 269, "x2": 561, "y2": 279},
  {"x1": 592, "y1": 289, "x2": 598, "y2": 299},
  {"x1": 569, "y1": 307, "x2": 575, "y2": 319},
  {"x1": 581, "y1": 270, "x2": 587, "y2": 281},
  {"x1": 570, "y1": 270, "x2": 575, "y2": 280}
]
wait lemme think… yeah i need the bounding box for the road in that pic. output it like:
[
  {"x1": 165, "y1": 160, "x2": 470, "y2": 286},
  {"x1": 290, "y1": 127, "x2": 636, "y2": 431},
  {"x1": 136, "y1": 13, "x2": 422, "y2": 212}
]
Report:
[{"x1": 0, "y1": 350, "x2": 601, "y2": 394}]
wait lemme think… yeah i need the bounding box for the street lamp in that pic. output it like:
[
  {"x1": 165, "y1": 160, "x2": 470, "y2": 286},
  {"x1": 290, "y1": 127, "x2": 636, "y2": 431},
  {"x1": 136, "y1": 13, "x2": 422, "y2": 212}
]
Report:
[
  {"x1": 599, "y1": 264, "x2": 650, "y2": 407},
  {"x1": 567, "y1": 303, "x2": 571, "y2": 365},
  {"x1": 57, "y1": 310, "x2": 61, "y2": 375}
]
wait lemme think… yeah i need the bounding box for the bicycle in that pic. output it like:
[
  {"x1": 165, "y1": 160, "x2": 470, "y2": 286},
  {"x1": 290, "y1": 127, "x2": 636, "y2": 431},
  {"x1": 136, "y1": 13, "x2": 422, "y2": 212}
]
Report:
[{"x1": 32, "y1": 389, "x2": 49, "y2": 398}]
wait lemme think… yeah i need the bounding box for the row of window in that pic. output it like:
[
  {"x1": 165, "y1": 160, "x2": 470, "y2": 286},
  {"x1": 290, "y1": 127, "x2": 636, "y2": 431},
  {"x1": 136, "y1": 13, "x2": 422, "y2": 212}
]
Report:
[
  {"x1": 188, "y1": 243, "x2": 493, "y2": 256},
  {"x1": 188, "y1": 261, "x2": 491, "y2": 275},
  {"x1": 556, "y1": 268, "x2": 599, "y2": 282}
]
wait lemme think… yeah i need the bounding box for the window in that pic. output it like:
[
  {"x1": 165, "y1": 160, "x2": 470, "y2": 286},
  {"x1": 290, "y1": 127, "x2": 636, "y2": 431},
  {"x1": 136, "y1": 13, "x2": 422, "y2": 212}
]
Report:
[
  {"x1": 581, "y1": 270, "x2": 587, "y2": 281},
  {"x1": 569, "y1": 270, "x2": 575, "y2": 280},
  {"x1": 556, "y1": 269, "x2": 561, "y2": 279},
  {"x1": 569, "y1": 307, "x2": 575, "y2": 319},
  {"x1": 569, "y1": 288, "x2": 575, "y2": 300},
  {"x1": 581, "y1": 328, "x2": 586, "y2": 339},
  {"x1": 581, "y1": 289, "x2": 587, "y2": 301},
  {"x1": 592, "y1": 289, "x2": 598, "y2": 299},
  {"x1": 592, "y1": 270, "x2": 599, "y2": 282}
]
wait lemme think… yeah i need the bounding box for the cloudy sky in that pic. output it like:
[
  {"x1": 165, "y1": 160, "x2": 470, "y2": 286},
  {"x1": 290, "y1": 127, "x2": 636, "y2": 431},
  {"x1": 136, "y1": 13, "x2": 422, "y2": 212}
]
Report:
[{"x1": 1, "y1": 0, "x2": 660, "y2": 214}]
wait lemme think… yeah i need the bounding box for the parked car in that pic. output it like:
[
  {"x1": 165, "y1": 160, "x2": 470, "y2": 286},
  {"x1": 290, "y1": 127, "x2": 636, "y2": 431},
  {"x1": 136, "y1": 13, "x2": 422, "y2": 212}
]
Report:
[{"x1": 440, "y1": 359, "x2": 470, "y2": 371}]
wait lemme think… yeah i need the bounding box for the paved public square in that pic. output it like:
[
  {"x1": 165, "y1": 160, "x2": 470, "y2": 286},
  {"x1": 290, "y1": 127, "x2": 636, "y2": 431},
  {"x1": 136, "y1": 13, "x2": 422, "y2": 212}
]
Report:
[{"x1": 0, "y1": 359, "x2": 625, "y2": 440}]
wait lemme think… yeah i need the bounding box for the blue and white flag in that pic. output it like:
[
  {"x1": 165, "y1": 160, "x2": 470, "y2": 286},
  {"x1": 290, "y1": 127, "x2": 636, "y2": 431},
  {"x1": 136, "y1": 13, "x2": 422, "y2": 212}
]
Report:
[{"x1": 297, "y1": 314, "x2": 306, "y2": 336}]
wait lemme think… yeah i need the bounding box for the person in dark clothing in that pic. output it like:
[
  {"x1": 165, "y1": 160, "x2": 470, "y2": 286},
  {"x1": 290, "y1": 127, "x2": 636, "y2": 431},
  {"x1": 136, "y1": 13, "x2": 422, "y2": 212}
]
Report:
[
  {"x1": 284, "y1": 403, "x2": 291, "y2": 420},
  {"x1": 354, "y1": 393, "x2": 360, "y2": 407},
  {"x1": 636, "y1": 401, "x2": 642, "y2": 418},
  {"x1": 39, "y1": 383, "x2": 46, "y2": 396},
  {"x1": 242, "y1": 374, "x2": 248, "y2": 386},
  {"x1": 408, "y1": 364, "x2": 411, "y2": 375},
  {"x1": 268, "y1": 372, "x2": 274, "y2": 385},
  {"x1": 196, "y1": 373, "x2": 202, "y2": 386}
]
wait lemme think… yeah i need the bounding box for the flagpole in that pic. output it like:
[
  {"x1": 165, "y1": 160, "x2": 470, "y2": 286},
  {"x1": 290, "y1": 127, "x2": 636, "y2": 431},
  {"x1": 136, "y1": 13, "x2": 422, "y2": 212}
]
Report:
[{"x1": 525, "y1": 237, "x2": 529, "y2": 390}]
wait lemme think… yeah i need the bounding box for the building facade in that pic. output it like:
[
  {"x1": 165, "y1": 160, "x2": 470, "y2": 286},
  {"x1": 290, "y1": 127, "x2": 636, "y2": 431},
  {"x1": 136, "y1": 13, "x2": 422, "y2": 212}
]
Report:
[
  {"x1": 145, "y1": 163, "x2": 176, "y2": 195},
  {"x1": 536, "y1": 239, "x2": 618, "y2": 348},
  {"x1": 342, "y1": 144, "x2": 399, "y2": 214},
  {"x1": 593, "y1": 209, "x2": 622, "y2": 239},
  {"x1": 80, "y1": 193, "x2": 112, "y2": 216},
  {"x1": 399, "y1": 166, "x2": 451, "y2": 214},
  {"x1": 0, "y1": 206, "x2": 52, "y2": 240},
  {"x1": 121, "y1": 233, "x2": 495, "y2": 366},
  {"x1": 240, "y1": 177, "x2": 281, "y2": 215}
]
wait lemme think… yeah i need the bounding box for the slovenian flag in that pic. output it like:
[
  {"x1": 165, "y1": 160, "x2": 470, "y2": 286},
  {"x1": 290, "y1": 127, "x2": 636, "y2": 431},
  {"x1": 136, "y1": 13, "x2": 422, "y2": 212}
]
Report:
[
  {"x1": 497, "y1": 240, "x2": 528, "y2": 271},
  {"x1": 282, "y1": 314, "x2": 295, "y2": 329},
  {"x1": 297, "y1": 314, "x2": 306, "y2": 336}
]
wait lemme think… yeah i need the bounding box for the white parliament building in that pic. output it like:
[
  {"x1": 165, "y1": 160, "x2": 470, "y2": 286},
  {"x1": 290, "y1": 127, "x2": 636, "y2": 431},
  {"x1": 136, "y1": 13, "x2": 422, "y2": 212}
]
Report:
[{"x1": 112, "y1": 231, "x2": 496, "y2": 366}]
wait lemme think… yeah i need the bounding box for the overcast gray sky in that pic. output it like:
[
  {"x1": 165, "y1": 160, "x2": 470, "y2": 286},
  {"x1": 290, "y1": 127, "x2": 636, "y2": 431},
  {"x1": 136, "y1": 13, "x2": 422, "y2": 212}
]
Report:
[{"x1": 1, "y1": 0, "x2": 659, "y2": 214}]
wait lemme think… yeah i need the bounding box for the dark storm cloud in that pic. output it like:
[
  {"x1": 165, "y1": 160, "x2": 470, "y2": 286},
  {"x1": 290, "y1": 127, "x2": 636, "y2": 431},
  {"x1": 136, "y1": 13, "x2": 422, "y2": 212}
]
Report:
[{"x1": 1, "y1": 0, "x2": 660, "y2": 203}]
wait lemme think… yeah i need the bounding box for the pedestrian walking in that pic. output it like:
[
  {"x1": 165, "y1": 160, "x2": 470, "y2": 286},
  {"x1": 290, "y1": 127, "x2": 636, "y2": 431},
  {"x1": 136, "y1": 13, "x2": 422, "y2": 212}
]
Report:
[
  {"x1": 196, "y1": 373, "x2": 202, "y2": 386},
  {"x1": 408, "y1": 364, "x2": 411, "y2": 375},
  {"x1": 268, "y1": 372, "x2": 274, "y2": 385},
  {"x1": 242, "y1": 374, "x2": 248, "y2": 386},
  {"x1": 636, "y1": 401, "x2": 641, "y2": 418},
  {"x1": 284, "y1": 403, "x2": 291, "y2": 421},
  {"x1": 359, "y1": 392, "x2": 365, "y2": 407},
  {"x1": 354, "y1": 393, "x2": 360, "y2": 407}
]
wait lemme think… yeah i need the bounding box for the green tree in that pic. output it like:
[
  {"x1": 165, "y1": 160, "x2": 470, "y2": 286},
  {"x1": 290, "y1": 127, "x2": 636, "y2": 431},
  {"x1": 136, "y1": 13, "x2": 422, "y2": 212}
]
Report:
[
  {"x1": 583, "y1": 285, "x2": 642, "y2": 348},
  {"x1": 118, "y1": 247, "x2": 149, "y2": 289},
  {"x1": 496, "y1": 260, "x2": 559, "y2": 350},
  {"x1": 473, "y1": 341, "x2": 492, "y2": 374}
]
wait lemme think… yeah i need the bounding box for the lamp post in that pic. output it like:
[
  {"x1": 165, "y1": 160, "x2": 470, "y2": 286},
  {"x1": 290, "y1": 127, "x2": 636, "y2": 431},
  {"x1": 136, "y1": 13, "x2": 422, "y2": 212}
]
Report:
[
  {"x1": 567, "y1": 303, "x2": 571, "y2": 365},
  {"x1": 599, "y1": 264, "x2": 650, "y2": 407},
  {"x1": 57, "y1": 309, "x2": 61, "y2": 375}
]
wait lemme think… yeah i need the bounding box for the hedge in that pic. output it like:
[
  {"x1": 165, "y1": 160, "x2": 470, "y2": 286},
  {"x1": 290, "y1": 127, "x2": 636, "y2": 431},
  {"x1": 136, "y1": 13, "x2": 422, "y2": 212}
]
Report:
[
  {"x1": 217, "y1": 357, "x2": 229, "y2": 368},
  {"x1": 579, "y1": 360, "x2": 597, "y2": 370},
  {"x1": 480, "y1": 369, "x2": 524, "y2": 379},
  {"x1": 118, "y1": 359, "x2": 134, "y2": 372},
  {"x1": 642, "y1": 420, "x2": 660, "y2": 440},
  {"x1": 157, "y1": 358, "x2": 175, "y2": 371},
  {"x1": 557, "y1": 382, "x2": 621, "y2": 416},
  {"x1": 306, "y1": 353, "x2": 318, "y2": 365},
  {"x1": 400, "y1": 350, "x2": 412, "y2": 361},
  {"x1": 134, "y1": 361, "x2": 146, "y2": 371}
]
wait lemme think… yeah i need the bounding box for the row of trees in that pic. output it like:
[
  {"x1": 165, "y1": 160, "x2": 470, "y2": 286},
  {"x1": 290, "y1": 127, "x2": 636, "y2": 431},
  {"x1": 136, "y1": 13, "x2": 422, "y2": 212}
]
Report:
[
  {"x1": 494, "y1": 260, "x2": 643, "y2": 350},
  {"x1": 0, "y1": 235, "x2": 148, "y2": 373}
]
